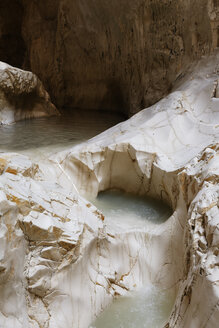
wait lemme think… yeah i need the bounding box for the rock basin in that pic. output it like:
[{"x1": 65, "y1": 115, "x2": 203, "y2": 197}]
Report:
[{"x1": 89, "y1": 189, "x2": 174, "y2": 328}]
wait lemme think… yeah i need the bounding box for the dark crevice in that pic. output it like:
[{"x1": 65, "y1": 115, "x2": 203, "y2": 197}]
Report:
[{"x1": 0, "y1": 0, "x2": 26, "y2": 68}]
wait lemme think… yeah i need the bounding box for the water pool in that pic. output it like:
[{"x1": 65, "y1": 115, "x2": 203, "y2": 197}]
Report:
[
  {"x1": 90, "y1": 189, "x2": 172, "y2": 231},
  {"x1": 0, "y1": 110, "x2": 126, "y2": 160}
]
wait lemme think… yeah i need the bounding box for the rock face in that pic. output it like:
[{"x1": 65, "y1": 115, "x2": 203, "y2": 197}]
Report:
[
  {"x1": 0, "y1": 0, "x2": 218, "y2": 114},
  {"x1": 21, "y1": 0, "x2": 218, "y2": 114},
  {"x1": 0, "y1": 0, "x2": 26, "y2": 68},
  {"x1": 0, "y1": 51, "x2": 218, "y2": 327},
  {"x1": 0, "y1": 62, "x2": 59, "y2": 124}
]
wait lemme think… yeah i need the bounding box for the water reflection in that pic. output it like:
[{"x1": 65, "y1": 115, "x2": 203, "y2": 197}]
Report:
[{"x1": 0, "y1": 109, "x2": 126, "y2": 158}]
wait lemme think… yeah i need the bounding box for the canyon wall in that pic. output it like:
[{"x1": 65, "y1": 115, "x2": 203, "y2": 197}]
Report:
[{"x1": 0, "y1": 0, "x2": 218, "y2": 115}]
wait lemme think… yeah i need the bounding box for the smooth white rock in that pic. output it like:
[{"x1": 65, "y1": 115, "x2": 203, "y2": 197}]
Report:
[{"x1": 0, "y1": 51, "x2": 218, "y2": 328}]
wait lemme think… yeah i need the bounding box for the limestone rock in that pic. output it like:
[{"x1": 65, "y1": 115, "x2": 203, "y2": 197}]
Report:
[
  {"x1": 50, "y1": 50, "x2": 219, "y2": 327},
  {"x1": 0, "y1": 62, "x2": 59, "y2": 124},
  {"x1": 0, "y1": 51, "x2": 218, "y2": 328}
]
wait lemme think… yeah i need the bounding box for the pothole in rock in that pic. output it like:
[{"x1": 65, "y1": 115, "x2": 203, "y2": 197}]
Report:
[
  {"x1": 90, "y1": 189, "x2": 172, "y2": 232},
  {"x1": 88, "y1": 190, "x2": 174, "y2": 328}
]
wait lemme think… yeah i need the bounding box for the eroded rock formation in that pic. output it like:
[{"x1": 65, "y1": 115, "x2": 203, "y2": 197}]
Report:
[
  {"x1": 0, "y1": 62, "x2": 59, "y2": 124},
  {"x1": 0, "y1": 51, "x2": 218, "y2": 327}
]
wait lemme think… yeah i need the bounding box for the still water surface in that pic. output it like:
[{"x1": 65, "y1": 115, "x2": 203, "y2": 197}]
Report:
[{"x1": 0, "y1": 110, "x2": 126, "y2": 159}]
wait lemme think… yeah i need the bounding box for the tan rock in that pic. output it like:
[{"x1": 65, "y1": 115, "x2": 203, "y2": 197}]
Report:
[
  {"x1": 0, "y1": 62, "x2": 59, "y2": 124},
  {"x1": 20, "y1": 0, "x2": 218, "y2": 114}
]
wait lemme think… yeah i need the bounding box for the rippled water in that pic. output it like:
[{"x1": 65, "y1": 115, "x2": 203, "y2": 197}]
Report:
[{"x1": 0, "y1": 110, "x2": 126, "y2": 159}]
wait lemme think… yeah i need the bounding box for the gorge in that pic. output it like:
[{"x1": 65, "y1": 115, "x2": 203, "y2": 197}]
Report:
[{"x1": 0, "y1": 1, "x2": 219, "y2": 328}]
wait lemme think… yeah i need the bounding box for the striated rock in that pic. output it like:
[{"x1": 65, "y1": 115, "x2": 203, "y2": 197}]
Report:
[
  {"x1": 48, "y1": 50, "x2": 219, "y2": 327},
  {"x1": 0, "y1": 153, "x2": 182, "y2": 328},
  {"x1": 0, "y1": 153, "x2": 105, "y2": 327},
  {"x1": 0, "y1": 62, "x2": 59, "y2": 124},
  {"x1": 20, "y1": 0, "x2": 218, "y2": 114},
  {"x1": 0, "y1": 51, "x2": 218, "y2": 328},
  {"x1": 168, "y1": 155, "x2": 219, "y2": 327},
  {"x1": 0, "y1": 1, "x2": 217, "y2": 114}
]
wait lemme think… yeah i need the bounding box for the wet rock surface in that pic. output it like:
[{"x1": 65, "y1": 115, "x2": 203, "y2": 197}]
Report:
[{"x1": 0, "y1": 51, "x2": 218, "y2": 327}]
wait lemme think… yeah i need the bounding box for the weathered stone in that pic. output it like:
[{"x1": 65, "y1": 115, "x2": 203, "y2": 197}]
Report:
[
  {"x1": 0, "y1": 51, "x2": 218, "y2": 327},
  {"x1": 0, "y1": 62, "x2": 59, "y2": 124},
  {"x1": 21, "y1": 0, "x2": 218, "y2": 114}
]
